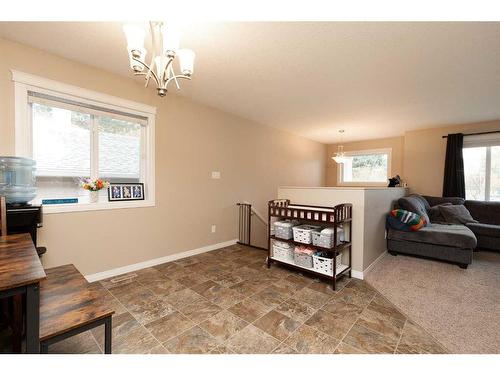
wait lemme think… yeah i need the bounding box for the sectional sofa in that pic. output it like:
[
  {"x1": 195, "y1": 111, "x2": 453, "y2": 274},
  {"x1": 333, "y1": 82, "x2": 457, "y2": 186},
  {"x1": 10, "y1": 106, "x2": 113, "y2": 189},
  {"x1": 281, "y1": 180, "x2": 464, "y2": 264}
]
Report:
[{"x1": 386, "y1": 195, "x2": 500, "y2": 269}]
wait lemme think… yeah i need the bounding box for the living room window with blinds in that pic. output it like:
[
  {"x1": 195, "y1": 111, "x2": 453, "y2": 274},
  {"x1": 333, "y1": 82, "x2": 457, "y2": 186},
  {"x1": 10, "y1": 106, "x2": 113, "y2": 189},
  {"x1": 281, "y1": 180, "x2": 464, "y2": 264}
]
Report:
[
  {"x1": 463, "y1": 133, "x2": 500, "y2": 201},
  {"x1": 12, "y1": 70, "x2": 156, "y2": 213}
]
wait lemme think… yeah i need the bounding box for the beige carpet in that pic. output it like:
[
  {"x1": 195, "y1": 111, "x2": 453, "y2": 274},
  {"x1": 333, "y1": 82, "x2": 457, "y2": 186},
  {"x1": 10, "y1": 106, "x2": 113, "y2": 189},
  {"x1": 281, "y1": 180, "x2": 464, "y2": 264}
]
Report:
[{"x1": 365, "y1": 250, "x2": 500, "y2": 354}]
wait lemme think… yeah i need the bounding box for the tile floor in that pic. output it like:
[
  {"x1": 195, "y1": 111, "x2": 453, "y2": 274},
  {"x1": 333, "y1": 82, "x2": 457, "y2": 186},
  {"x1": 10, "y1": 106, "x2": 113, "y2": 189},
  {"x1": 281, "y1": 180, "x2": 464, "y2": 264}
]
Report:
[{"x1": 3, "y1": 244, "x2": 448, "y2": 354}]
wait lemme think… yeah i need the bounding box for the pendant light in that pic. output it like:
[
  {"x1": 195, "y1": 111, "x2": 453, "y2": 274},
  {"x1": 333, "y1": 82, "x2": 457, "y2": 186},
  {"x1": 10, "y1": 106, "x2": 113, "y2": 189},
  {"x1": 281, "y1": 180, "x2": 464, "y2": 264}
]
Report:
[
  {"x1": 123, "y1": 21, "x2": 195, "y2": 97},
  {"x1": 332, "y1": 130, "x2": 347, "y2": 164}
]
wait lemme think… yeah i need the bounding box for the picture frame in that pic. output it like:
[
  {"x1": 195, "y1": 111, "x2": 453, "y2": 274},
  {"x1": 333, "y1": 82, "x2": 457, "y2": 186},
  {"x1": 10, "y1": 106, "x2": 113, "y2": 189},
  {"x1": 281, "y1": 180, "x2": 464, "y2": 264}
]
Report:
[{"x1": 108, "y1": 183, "x2": 145, "y2": 202}]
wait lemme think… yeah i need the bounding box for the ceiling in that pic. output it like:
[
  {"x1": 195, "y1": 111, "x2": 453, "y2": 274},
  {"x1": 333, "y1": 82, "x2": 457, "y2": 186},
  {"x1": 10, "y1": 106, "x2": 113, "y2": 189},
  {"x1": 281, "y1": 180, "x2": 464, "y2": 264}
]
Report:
[{"x1": 1, "y1": 22, "x2": 500, "y2": 143}]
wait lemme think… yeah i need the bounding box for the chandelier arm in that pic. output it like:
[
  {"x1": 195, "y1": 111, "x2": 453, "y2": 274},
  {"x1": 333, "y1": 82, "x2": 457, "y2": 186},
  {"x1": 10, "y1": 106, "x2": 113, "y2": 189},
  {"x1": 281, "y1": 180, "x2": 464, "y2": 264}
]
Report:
[
  {"x1": 131, "y1": 57, "x2": 160, "y2": 86},
  {"x1": 166, "y1": 75, "x2": 192, "y2": 83},
  {"x1": 144, "y1": 59, "x2": 153, "y2": 88},
  {"x1": 162, "y1": 57, "x2": 175, "y2": 85},
  {"x1": 170, "y1": 65, "x2": 180, "y2": 90},
  {"x1": 134, "y1": 72, "x2": 158, "y2": 85},
  {"x1": 165, "y1": 75, "x2": 191, "y2": 89},
  {"x1": 164, "y1": 56, "x2": 174, "y2": 70}
]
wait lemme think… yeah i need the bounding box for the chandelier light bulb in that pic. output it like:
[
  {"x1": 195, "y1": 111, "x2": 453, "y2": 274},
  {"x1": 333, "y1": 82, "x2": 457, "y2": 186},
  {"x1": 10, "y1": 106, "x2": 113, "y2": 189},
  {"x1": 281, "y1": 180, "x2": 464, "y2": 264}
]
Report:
[
  {"x1": 123, "y1": 24, "x2": 146, "y2": 54},
  {"x1": 161, "y1": 24, "x2": 181, "y2": 56},
  {"x1": 177, "y1": 49, "x2": 195, "y2": 76}
]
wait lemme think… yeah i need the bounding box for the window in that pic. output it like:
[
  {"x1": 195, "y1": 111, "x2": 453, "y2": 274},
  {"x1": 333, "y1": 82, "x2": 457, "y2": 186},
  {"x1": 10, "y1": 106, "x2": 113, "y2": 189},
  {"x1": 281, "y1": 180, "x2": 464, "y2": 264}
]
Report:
[
  {"x1": 13, "y1": 70, "x2": 156, "y2": 213},
  {"x1": 337, "y1": 148, "x2": 391, "y2": 186},
  {"x1": 463, "y1": 134, "x2": 500, "y2": 201}
]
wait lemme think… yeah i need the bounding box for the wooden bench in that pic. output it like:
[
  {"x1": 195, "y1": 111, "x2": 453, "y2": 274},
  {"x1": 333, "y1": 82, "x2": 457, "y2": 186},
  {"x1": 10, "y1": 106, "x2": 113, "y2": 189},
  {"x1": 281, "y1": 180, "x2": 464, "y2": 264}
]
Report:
[{"x1": 39, "y1": 264, "x2": 114, "y2": 354}]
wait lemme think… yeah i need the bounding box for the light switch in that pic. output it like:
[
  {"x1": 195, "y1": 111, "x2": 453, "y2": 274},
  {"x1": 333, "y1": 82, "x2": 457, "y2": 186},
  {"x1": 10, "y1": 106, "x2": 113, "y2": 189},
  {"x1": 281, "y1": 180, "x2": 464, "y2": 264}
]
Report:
[
  {"x1": 211, "y1": 171, "x2": 221, "y2": 179},
  {"x1": 211, "y1": 225, "x2": 216, "y2": 233}
]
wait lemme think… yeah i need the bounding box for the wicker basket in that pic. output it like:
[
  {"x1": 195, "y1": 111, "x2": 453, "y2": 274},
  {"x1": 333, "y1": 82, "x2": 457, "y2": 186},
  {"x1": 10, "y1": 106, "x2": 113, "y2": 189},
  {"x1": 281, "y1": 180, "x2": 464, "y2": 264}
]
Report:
[
  {"x1": 312, "y1": 253, "x2": 342, "y2": 275},
  {"x1": 272, "y1": 240, "x2": 294, "y2": 262},
  {"x1": 292, "y1": 224, "x2": 322, "y2": 244},
  {"x1": 312, "y1": 227, "x2": 345, "y2": 249}
]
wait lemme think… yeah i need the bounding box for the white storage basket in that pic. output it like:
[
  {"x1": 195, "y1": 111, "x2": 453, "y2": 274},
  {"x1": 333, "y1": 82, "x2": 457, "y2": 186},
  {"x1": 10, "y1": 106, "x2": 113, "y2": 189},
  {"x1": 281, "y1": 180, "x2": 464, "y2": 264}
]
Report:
[
  {"x1": 312, "y1": 227, "x2": 345, "y2": 249},
  {"x1": 294, "y1": 251, "x2": 314, "y2": 268},
  {"x1": 272, "y1": 240, "x2": 294, "y2": 262},
  {"x1": 312, "y1": 253, "x2": 343, "y2": 275},
  {"x1": 292, "y1": 224, "x2": 322, "y2": 244},
  {"x1": 274, "y1": 220, "x2": 299, "y2": 240}
]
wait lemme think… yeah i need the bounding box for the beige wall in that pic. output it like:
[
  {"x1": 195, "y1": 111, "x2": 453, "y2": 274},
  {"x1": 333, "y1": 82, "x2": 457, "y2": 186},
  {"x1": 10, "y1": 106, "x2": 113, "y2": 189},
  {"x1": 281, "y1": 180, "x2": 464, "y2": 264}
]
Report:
[
  {"x1": 404, "y1": 120, "x2": 500, "y2": 196},
  {"x1": 362, "y1": 188, "x2": 407, "y2": 269},
  {"x1": 326, "y1": 136, "x2": 404, "y2": 186},
  {"x1": 0, "y1": 37, "x2": 326, "y2": 276}
]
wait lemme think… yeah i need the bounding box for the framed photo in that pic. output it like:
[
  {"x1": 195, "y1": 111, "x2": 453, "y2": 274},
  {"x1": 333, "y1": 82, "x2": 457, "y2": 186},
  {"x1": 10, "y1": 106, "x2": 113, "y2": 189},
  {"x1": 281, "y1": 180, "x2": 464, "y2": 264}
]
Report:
[{"x1": 108, "y1": 183, "x2": 145, "y2": 202}]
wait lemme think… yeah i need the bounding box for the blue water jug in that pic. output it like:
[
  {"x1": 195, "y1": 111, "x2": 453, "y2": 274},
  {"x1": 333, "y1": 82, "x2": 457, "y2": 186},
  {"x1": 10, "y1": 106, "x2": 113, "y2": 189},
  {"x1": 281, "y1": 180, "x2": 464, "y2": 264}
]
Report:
[{"x1": 0, "y1": 156, "x2": 37, "y2": 204}]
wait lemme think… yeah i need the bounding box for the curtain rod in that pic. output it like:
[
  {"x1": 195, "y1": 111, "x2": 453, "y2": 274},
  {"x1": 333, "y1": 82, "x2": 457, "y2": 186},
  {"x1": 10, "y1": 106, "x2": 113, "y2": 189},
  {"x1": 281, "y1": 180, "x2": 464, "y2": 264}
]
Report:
[{"x1": 442, "y1": 130, "x2": 500, "y2": 139}]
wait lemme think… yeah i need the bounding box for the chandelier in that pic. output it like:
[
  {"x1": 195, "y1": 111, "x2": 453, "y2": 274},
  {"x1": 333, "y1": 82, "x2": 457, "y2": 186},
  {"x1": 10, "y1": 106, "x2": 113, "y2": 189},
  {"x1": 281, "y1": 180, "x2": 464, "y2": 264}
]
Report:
[
  {"x1": 123, "y1": 21, "x2": 195, "y2": 97},
  {"x1": 332, "y1": 129, "x2": 347, "y2": 164}
]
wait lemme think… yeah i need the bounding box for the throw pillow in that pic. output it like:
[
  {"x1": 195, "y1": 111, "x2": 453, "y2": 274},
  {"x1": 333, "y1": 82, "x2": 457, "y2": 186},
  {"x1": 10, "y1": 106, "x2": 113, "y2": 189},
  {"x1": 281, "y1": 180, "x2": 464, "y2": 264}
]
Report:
[
  {"x1": 387, "y1": 209, "x2": 425, "y2": 232},
  {"x1": 438, "y1": 204, "x2": 478, "y2": 224},
  {"x1": 397, "y1": 196, "x2": 430, "y2": 226},
  {"x1": 427, "y1": 202, "x2": 452, "y2": 223}
]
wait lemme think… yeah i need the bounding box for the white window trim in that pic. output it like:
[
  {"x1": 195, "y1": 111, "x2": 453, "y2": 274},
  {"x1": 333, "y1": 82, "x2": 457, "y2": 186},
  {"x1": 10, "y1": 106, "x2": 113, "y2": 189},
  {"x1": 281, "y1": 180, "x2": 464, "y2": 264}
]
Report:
[
  {"x1": 12, "y1": 70, "x2": 156, "y2": 214},
  {"x1": 337, "y1": 148, "x2": 392, "y2": 187}
]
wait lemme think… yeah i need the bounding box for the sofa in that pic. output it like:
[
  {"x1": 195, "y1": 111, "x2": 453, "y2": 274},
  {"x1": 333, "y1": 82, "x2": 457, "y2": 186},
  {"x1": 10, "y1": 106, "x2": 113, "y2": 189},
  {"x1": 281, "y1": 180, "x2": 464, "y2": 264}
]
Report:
[
  {"x1": 424, "y1": 196, "x2": 500, "y2": 252},
  {"x1": 386, "y1": 195, "x2": 500, "y2": 269},
  {"x1": 457, "y1": 200, "x2": 500, "y2": 251}
]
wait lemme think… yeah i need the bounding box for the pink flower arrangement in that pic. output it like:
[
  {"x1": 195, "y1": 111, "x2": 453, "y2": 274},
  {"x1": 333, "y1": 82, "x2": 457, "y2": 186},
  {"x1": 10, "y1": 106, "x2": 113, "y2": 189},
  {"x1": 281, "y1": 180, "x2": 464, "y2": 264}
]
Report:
[{"x1": 79, "y1": 177, "x2": 109, "y2": 192}]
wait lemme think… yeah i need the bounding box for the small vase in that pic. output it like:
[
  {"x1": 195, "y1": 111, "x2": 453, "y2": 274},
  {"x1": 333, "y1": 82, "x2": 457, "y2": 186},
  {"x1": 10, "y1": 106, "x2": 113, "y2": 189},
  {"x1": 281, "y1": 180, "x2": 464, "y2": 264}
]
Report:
[{"x1": 89, "y1": 190, "x2": 99, "y2": 203}]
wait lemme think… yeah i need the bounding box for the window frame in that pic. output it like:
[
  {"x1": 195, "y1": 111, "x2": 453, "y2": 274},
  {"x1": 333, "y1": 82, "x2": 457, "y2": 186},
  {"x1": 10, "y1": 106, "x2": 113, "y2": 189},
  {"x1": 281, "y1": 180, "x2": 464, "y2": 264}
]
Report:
[
  {"x1": 463, "y1": 133, "x2": 500, "y2": 201},
  {"x1": 336, "y1": 148, "x2": 392, "y2": 187},
  {"x1": 12, "y1": 70, "x2": 156, "y2": 214}
]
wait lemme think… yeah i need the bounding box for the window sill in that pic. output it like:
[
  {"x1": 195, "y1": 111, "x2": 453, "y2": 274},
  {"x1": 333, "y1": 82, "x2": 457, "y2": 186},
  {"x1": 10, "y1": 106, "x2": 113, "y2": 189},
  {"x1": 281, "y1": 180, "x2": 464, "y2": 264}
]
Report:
[{"x1": 38, "y1": 199, "x2": 155, "y2": 214}]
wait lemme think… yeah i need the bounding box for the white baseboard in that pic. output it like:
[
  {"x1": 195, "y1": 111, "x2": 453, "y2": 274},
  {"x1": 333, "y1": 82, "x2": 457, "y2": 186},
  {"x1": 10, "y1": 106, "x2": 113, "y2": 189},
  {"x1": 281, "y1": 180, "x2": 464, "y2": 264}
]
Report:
[
  {"x1": 85, "y1": 239, "x2": 238, "y2": 283},
  {"x1": 350, "y1": 270, "x2": 364, "y2": 280},
  {"x1": 363, "y1": 250, "x2": 388, "y2": 278},
  {"x1": 349, "y1": 251, "x2": 388, "y2": 280}
]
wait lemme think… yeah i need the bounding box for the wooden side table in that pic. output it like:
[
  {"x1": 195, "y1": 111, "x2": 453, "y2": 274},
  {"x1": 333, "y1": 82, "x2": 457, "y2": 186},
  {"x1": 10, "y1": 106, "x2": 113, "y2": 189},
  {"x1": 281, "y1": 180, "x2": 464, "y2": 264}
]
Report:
[{"x1": 0, "y1": 234, "x2": 46, "y2": 353}]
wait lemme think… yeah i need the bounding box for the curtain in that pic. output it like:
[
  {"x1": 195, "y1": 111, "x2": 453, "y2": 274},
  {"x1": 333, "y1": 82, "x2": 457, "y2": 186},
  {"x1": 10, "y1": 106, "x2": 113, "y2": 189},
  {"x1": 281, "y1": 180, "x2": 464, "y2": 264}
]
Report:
[{"x1": 442, "y1": 133, "x2": 465, "y2": 198}]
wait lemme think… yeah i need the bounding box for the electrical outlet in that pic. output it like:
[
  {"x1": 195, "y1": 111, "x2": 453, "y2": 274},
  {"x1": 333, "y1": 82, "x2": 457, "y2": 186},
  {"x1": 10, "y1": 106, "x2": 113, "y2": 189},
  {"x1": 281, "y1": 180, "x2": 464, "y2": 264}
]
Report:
[
  {"x1": 211, "y1": 225, "x2": 216, "y2": 233},
  {"x1": 211, "y1": 171, "x2": 221, "y2": 179}
]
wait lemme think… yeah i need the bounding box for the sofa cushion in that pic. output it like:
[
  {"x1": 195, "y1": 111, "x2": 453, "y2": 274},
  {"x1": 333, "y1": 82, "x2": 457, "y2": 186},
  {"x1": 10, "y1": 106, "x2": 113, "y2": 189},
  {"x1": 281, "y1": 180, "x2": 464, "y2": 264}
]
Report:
[
  {"x1": 387, "y1": 223, "x2": 477, "y2": 249},
  {"x1": 398, "y1": 195, "x2": 430, "y2": 226},
  {"x1": 423, "y1": 196, "x2": 465, "y2": 207},
  {"x1": 465, "y1": 200, "x2": 500, "y2": 225},
  {"x1": 427, "y1": 203, "x2": 452, "y2": 223},
  {"x1": 439, "y1": 204, "x2": 478, "y2": 224},
  {"x1": 465, "y1": 222, "x2": 500, "y2": 238}
]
